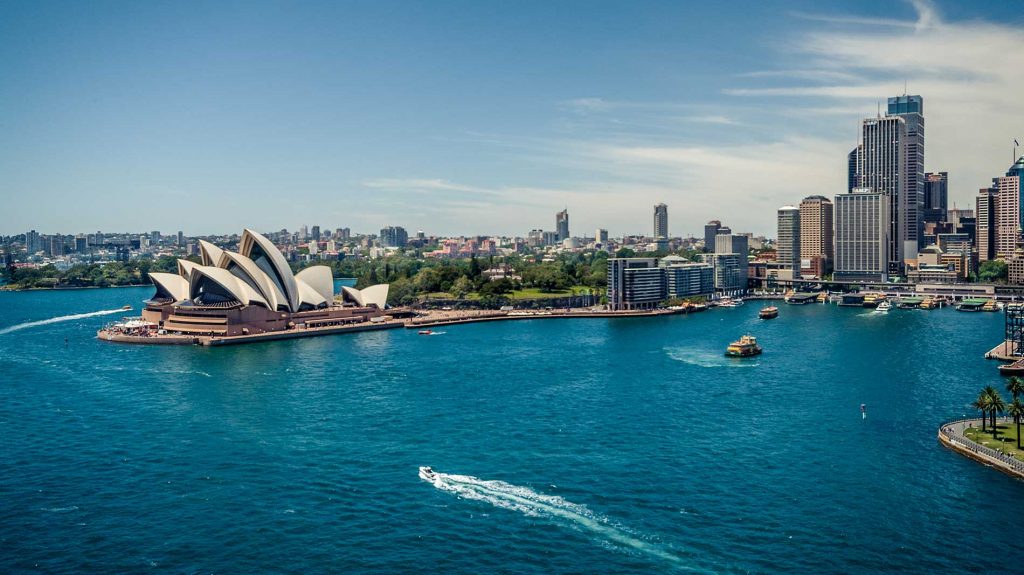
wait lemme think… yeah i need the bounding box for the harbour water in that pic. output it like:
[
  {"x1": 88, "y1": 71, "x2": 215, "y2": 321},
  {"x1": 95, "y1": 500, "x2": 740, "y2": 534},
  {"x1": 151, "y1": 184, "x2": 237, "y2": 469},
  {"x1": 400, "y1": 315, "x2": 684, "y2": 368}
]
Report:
[{"x1": 2, "y1": 287, "x2": 1024, "y2": 573}]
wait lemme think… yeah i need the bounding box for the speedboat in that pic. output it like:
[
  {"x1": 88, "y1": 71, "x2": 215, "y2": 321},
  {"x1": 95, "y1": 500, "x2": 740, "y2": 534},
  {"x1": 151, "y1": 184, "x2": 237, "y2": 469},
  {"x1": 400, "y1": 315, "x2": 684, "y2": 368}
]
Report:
[
  {"x1": 121, "y1": 305, "x2": 132, "y2": 310},
  {"x1": 876, "y1": 301, "x2": 892, "y2": 312},
  {"x1": 419, "y1": 466, "x2": 437, "y2": 481},
  {"x1": 418, "y1": 329, "x2": 433, "y2": 335}
]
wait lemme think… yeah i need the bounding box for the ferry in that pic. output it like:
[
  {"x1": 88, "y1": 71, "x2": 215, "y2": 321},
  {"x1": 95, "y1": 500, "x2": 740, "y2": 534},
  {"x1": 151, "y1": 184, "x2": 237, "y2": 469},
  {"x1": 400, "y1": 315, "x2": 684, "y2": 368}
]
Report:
[
  {"x1": 759, "y1": 306, "x2": 779, "y2": 319},
  {"x1": 862, "y1": 293, "x2": 886, "y2": 308},
  {"x1": 982, "y1": 300, "x2": 1001, "y2": 312},
  {"x1": 725, "y1": 335, "x2": 762, "y2": 357},
  {"x1": 919, "y1": 298, "x2": 938, "y2": 310},
  {"x1": 957, "y1": 298, "x2": 990, "y2": 312}
]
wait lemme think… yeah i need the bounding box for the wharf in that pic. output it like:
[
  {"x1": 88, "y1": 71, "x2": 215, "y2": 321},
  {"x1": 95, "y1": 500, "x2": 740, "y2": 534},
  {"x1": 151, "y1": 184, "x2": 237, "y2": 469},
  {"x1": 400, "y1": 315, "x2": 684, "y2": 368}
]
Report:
[
  {"x1": 406, "y1": 308, "x2": 682, "y2": 328},
  {"x1": 985, "y1": 340, "x2": 1017, "y2": 361},
  {"x1": 97, "y1": 320, "x2": 404, "y2": 346}
]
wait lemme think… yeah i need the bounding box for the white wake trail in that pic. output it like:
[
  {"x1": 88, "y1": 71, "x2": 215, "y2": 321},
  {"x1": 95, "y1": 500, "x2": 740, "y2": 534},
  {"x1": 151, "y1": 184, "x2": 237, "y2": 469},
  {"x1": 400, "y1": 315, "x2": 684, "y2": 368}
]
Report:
[
  {"x1": 424, "y1": 470, "x2": 706, "y2": 572},
  {"x1": 0, "y1": 308, "x2": 127, "y2": 336}
]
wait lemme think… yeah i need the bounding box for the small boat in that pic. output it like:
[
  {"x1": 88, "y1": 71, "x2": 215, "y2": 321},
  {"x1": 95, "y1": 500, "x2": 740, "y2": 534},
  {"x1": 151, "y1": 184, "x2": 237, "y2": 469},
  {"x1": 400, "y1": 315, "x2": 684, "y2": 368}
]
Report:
[
  {"x1": 419, "y1": 466, "x2": 437, "y2": 481},
  {"x1": 418, "y1": 329, "x2": 433, "y2": 335},
  {"x1": 876, "y1": 301, "x2": 892, "y2": 312},
  {"x1": 725, "y1": 335, "x2": 762, "y2": 357},
  {"x1": 717, "y1": 296, "x2": 744, "y2": 308},
  {"x1": 759, "y1": 306, "x2": 778, "y2": 319},
  {"x1": 121, "y1": 305, "x2": 132, "y2": 310}
]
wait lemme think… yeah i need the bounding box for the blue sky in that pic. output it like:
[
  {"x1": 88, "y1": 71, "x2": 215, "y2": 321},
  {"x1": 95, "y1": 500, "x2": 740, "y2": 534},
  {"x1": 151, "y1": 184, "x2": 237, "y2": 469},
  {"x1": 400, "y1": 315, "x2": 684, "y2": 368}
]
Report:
[{"x1": 2, "y1": 0, "x2": 1023, "y2": 237}]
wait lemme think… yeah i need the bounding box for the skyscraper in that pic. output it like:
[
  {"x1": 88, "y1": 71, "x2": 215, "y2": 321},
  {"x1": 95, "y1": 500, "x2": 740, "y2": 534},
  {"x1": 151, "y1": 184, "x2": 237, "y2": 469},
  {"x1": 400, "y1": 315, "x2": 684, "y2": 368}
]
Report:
[
  {"x1": 799, "y1": 196, "x2": 833, "y2": 277},
  {"x1": 653, "y1": 203, "x2": 668, "y2": 239},
  {"x1": 703, "y1": 221, "x2": 721, "y2": 252},
  {"x1": 995, "y1": 175, "x2": 1021, "y2": 259},
  {"x1": 848, "y1": 146, "x2": 861, "y2": 192},
  {"x1": 923, "y1": 172, "x2": 948, "y2": 225},
  {"x1": 887, "y1": 94, "x2": 925, "y2": 251},
  {"x1": 859, "y1": 115, "x2": 907, "y2": 271},
  {"x1": 379, "y1": 226, "x2": 408, "y2": 248},
  {"x1": 776, "y1": 207, "x2": 801, "y2": 279},
  {"x1": 25, "y1": 230, "x2": 40, "y2": 254},
  {"x1": 556, "y1": 209, "x2": 569, "y2": 241},
  {"x1": 311, "y1": 225, "x2": 321, "y2": 241},
  {"x1": 976, "y1": 187, "x2": 997, "y2": 262},
  {"x1": 595, "y1": 228, "x2": 609, "y2": 244},
  {"x1": 177, "y1": 231, "x2": 184, "y2": 247},
  {"x1": 835, "y1": 188, "x2": 890, "y2": 282}
]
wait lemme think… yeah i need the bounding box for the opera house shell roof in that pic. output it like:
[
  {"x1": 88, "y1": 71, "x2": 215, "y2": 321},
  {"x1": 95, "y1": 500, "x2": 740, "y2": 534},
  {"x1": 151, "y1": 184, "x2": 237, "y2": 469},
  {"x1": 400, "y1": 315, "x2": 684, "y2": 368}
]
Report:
[{"x1": 147, "y1": 229, "x2": 388, "y2": 311}]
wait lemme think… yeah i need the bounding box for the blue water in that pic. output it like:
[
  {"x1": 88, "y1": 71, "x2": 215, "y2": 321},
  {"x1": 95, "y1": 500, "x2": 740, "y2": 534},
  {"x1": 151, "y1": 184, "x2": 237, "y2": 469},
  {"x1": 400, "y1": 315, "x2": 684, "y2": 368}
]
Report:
[{"x1": 1, "y1": 288, "x2": 1023, "y2": 573}]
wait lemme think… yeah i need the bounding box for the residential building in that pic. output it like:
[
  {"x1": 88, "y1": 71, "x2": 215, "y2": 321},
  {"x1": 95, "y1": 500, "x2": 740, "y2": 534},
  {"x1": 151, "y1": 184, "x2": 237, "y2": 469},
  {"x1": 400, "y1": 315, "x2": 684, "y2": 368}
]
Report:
[
  {"x1": 977, "y1": 187, "x2": 997, "y2": 262},
  {"x1": 25, "y1": 230, "x2": 40, "y2": 254},
  {"x1": 661, "y1": 260, "x2": 714, "y2": 298},
  {"x1": 607, "y1": 258, "x2": 665, "y2": 310},
  {"x1": 709, "y1": 253, "x2": 746, "y2": 293},
  {"x1": 379, "y1": 226, "x2": 408, "y2": 248},
  {"x1": 653, "y1": 203, "x2": 668, "y2": 240},
  {"x1": 834, "y1": 188, "x2": 890, "y2": 282},
  {"x1": 995, "y1": 175, "x2": 1020, "y2": 259},
  {"x1": 595, "y1": 228, "x2": 609, "y2": 245},
  {"x1": 776, "y1": 206, "x2": 800, "y2": 279},
  {"x1": 177, "y1": 231, "x2": 184, "y2": 247},
  {"x1": 311, "y1": 225, "x2": 321, "y2": 241},
  {"x1": 799, "y1": 195, "x2": 834, "y2": 278},
  {"x1": 714, "y1": 234, "x2": 748, "y2": 257}
]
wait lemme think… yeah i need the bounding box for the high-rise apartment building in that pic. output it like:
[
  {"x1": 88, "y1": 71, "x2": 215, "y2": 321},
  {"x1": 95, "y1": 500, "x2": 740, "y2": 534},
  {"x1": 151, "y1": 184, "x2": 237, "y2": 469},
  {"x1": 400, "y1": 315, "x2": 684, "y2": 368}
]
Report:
[
  {"x1": 595, "y1": 228, "x2": 609, "y2": 244},
  {"x1": 379, "y1": 226, "x2": 409, "y2": 248},
  {"x1": 177, "y1": 231, "x2": 184, "y2": 247},
  {"x1": 703, "y1": 221, "x2": 721, "y2": 252},
  {"x1": 799, "y1": 195, "x2": 834, "y2": 278},
  {"x1": 311, "y1": 225, "x2": 321, "y2": 241},
  {"x1": 653, "y1": 203, "x2": 668, "y2": 239},
  {"x1": 25, "y1": 230, "x2": 40, "y2": 254},
  {"x1": 555, "y1": 209, "x2": 570, "y2": 241},
  {"x1": 923, "y1": 172, "x2": 948, "y2": 225},
  {"x1": 834, "y1": 188, "x2": 890, "y2": 282},
  {"x1": 607, "y1": 258, "x2": 665, "y2": 311},
  {"x1": 976, "y1": 188, "x2": 997, "y2": 262},
  {"x1": 995, "y1": 175, "x2": 1021, "y2": 259},
  {"x1": 776, "y1": 206, "x2": 801, "y2": 279}
]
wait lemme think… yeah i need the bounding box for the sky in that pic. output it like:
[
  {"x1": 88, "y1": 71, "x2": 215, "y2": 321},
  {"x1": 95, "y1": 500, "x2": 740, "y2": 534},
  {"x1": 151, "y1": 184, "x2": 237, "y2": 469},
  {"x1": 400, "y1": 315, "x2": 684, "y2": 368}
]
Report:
[{"x1": 2, "y1": 0, "x2": 1024, "y2": 238}]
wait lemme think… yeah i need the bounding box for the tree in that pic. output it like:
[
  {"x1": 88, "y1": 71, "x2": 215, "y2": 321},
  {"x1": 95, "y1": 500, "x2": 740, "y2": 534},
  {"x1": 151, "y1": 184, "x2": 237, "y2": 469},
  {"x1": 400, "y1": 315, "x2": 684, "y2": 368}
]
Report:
[
  {"x1": 1008, "y1": 398, "x2": 1024, "y2": 450},
  {"x1": 973, "y1": 391, "x2": 990, "y2": 432},
  {"x1": 984, "y1": 386, "x2": 1006, "y2": 438},
  {"x1": 1007, "y1": 376, "x2": 1024, "y2": 402},
  {"x1": 615, "y1": 248, "x2": 635, "y2": 258},
  {"x1": 449, "y1": 276, "x2": 474, "y2": 299},
  {"x1": 978, "y1": 260, "x2": 1008, "y2": 283}
]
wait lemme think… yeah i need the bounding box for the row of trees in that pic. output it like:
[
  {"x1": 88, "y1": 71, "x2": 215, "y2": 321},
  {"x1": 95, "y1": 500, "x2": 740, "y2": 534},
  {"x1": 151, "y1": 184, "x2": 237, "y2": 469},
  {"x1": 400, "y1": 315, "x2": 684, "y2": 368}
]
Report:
[
  {"x1": 972, "y1": 378, "x2": 1024, "y2": 448},
  {"x1": 1, "y1": 255, "x2": 184, "y2": 289}
]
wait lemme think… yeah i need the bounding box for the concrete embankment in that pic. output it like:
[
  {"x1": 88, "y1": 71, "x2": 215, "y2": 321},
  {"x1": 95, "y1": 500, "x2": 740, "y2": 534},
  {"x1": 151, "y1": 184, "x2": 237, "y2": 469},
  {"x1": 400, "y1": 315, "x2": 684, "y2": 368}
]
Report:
[
  {"x1": 97, "y1": 320, "x2": 404, "y2": 346},
  {"x1": 406, "y1": 308, "x2": 684, "y2": 328},
  {"x1": 938, "y1": 418, "x2": 1024, "y2": 480}
]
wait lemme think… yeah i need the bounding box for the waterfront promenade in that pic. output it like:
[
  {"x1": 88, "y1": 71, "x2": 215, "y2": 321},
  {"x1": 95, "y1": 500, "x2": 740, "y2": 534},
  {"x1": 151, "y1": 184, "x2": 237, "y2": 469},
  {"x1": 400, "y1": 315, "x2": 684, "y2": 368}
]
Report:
[{"x1": 939, "y1": 418, "x2": 1024, "y2": 479}]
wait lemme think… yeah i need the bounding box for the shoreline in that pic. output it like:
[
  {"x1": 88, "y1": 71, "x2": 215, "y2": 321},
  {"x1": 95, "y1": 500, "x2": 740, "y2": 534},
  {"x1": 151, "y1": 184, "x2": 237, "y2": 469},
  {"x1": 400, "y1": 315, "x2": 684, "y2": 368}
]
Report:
[{"x1": 938, "y1": 418, "x2": 1024, "y2": 480}]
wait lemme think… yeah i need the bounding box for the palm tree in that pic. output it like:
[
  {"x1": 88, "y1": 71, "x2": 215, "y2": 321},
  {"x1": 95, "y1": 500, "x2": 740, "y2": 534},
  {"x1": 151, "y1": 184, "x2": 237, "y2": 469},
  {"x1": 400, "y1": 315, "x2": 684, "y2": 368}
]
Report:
[
  {"x1": 973, "y1": 390, "x2": 990, "y2": 432},
  {"x1": 985, "y1": 386, "x2": 1006, "y2": 438},
  {"x1": 1007, "y1": 377, "x2": 1024, "y2": 401},
  {"x1": 1008, "y1": 398, "x2": 1024, "y2": 450}
]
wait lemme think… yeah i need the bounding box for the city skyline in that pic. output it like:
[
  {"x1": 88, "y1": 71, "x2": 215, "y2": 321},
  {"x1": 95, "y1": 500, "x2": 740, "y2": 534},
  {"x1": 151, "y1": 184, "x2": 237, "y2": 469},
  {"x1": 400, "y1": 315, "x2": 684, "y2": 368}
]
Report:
[{"x1": 3, "y1": 1, "x2": 1024, "y2": 238}]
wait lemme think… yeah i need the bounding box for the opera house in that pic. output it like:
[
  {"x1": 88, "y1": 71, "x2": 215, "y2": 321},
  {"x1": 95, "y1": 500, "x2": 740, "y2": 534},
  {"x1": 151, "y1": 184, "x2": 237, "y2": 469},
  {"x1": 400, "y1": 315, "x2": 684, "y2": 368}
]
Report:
[{"x1": 138, "y1": 229, "x2": 390, "y2": 338}]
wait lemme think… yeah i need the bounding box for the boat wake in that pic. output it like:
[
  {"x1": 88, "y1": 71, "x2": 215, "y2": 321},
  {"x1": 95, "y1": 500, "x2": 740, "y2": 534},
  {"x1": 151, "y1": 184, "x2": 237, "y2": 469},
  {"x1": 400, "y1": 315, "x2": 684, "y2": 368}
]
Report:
[
  {"x1": 420, "y1": 468, "x2": 699, "y2": 571},
  {"x1": 0, "y1": 308, "x2": 128, "y2": 336},
  {"x1": 665, "y1": 348, "x2": 758, "y2": 368}
]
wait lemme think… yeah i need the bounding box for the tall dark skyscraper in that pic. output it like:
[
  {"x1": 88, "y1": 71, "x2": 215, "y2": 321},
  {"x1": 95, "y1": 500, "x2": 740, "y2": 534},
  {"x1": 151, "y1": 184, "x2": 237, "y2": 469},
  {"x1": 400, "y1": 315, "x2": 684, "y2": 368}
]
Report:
[
  {"x1": 703, "y1": 220, "x2": 721, "y2": 252},
  {"x1": 555, "y1": 209, "x2": 569, "y2": 241},
  {"x1": 653, "y1": 203, "x2": 668, "y2": 239},
  {"x1": 311, "y1": 225, "x2": 321, "y2": 241},
  {"x1": 923, "y1": 172, "x2": 948, "y2": 225},
  {"x1": 847, "y1": 146, "x2": 861, "y2": 192},
  {"x1": 887, "y1": 94, "x2": 925, "y2": 251}
]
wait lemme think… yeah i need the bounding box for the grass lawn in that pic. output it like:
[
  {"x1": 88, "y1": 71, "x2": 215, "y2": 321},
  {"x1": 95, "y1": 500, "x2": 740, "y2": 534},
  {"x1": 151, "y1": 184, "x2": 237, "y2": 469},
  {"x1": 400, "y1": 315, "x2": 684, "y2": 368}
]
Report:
[{"x1": 965, "y1": 423, "x2": 1024, "y2": 461}]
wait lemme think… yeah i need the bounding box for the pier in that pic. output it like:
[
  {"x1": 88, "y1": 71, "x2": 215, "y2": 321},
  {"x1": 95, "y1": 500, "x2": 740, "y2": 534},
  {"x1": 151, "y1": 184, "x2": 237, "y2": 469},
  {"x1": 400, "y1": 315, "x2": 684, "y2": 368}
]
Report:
[{"x1": 939, "y1": 418, "x2": 1024, "y2": 480}]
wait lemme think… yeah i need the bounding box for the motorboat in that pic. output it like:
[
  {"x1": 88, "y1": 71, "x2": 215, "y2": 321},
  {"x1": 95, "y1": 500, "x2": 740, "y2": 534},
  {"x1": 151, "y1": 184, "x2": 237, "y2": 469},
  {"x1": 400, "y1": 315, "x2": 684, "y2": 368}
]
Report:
[
  {"x1": 718, "y1": 296, "x2": 744, "y2": 308},
  {"x1": 419, "y1": 466, "x2": 437, "y2": 481},
  {"x1": 725, "y1": 335, "x2": 762, "y2": 357},
  {"x1": 418, "y1": 329, "x2": 433, "y2": 335},
  {"x1": 759, "y1": 306, "x2": 778, "y2": 319},
  {"x1": 876, "y1": 301, "x2": 892, "y2": 312},
  {"x1": 121, "y1": 305, "x2": 132, "y2": 310}
]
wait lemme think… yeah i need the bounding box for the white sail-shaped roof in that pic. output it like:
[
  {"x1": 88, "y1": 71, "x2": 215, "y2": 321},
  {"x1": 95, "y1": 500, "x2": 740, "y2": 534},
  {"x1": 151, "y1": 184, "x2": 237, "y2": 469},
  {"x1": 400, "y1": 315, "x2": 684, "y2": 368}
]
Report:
[
  {"x1": 218, "y1": 251, "x2": 286, "y2": 311},
  {"x1": 177, "y1": 259, "x2": 199, "y2": 278},
  {"x1": 239, "y1": 229, "x2": 299, "y2": 312},
  {"x1": 187, "y1": 265, "x2": 267, "y2": 308},
  {"x1": 295, "y1": 266, "x2": 334, "y2": 303},
  {"x1": 148, "y1": 272, "x2": 189, "y2": 302},
  {"x1": 198, "y1": 240, "x2": 225, "y2": 267},
  {"x1": 296, "y1": 279, "x2": 328, "y2": 309},
  {"x1": 341, "y1": 284, "x2": 389, "y2": 308}
]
